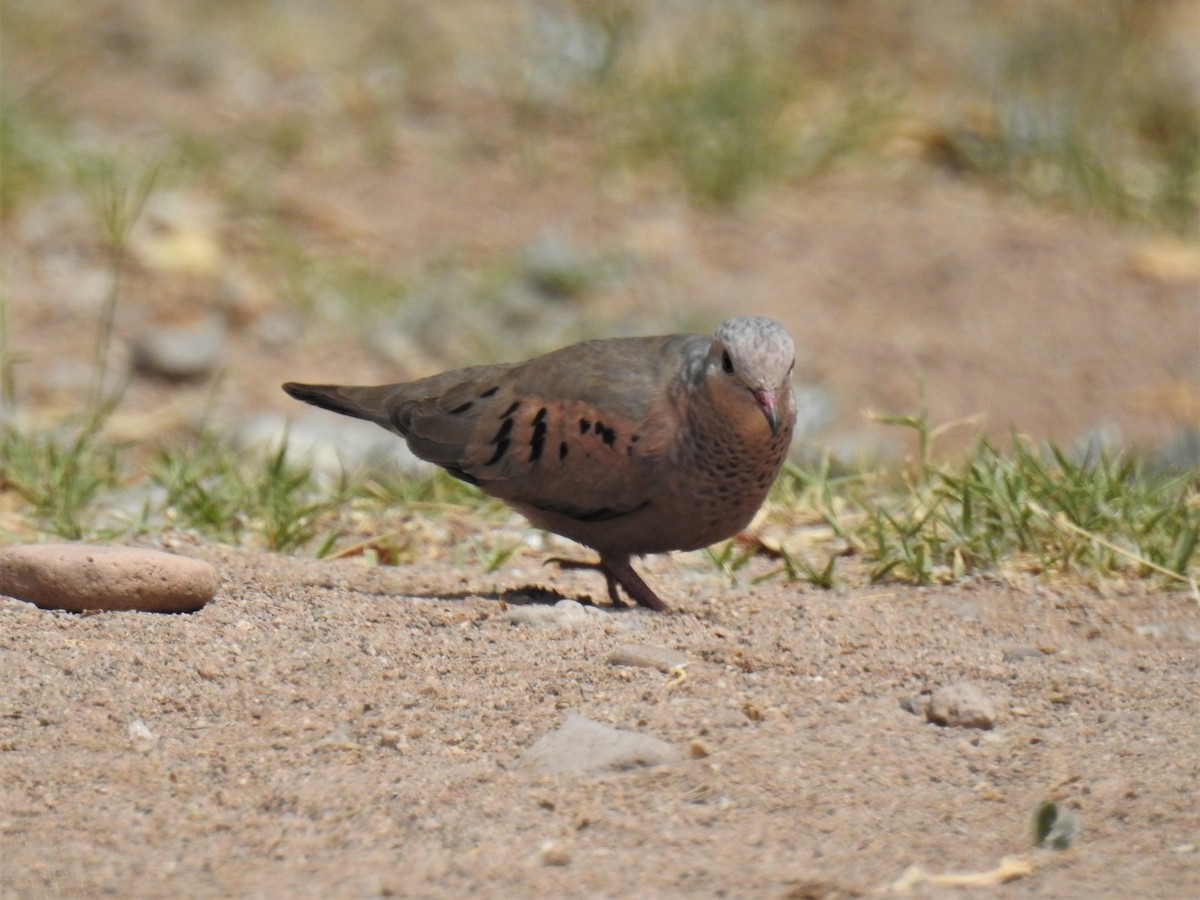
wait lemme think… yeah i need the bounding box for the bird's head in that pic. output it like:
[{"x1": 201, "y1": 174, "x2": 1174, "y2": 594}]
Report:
[{"x1": 705, "y1": 316, "x2": 796, "y2": 437}]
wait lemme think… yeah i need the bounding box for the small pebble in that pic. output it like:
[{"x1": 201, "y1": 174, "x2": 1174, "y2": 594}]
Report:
[
  {"x1": 128, "y1": 719, "x2": 156, "y2": 742},
  {"x1": 538, "y1": 840, "x2": 572, "y2": 867},
  {"x1": 925, "y1": 681, "x2": 999, "y2": 730},
  {"x1": 0, "y1": 544, "x2": 218, "y2": 613},
  {"x1": 507, "y1": 599, "x2": 593, "y2": 628},
  {"x1": 520, "y1": 714, "x2": 679, "y2": 774},
  {"x1": 606, "y1": 644, "x2": 688, "y2": 673}
]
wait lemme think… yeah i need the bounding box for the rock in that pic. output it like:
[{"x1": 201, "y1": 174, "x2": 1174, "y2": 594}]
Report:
[
  {"x1": 538, "y1": 840, "x2": 572, "y2": 867},
  {"x1": 925, "y1": 681, "x2": 999, "y2": 730},
  {"x1": 128, "y1": 719, "x2": 156, "y2": 742},
  {"x1": 1154, "y1": 427, "x2": 1200, "y2": 473},
  {"x1": 131, "y1": 316, "x2": 226, "y2": 381},
  {"x1": 0, "y1": 544, "x2": 218, "y2": 613},
  {"x1": 519, "y1": 714, "x2": 680, "y2": 774},
  {"x1": 507, "y1": 599, "x2": 595, "y2": 629},
  {"x1": 606, "y1": 644, "x2": 688, "y2": 673}
]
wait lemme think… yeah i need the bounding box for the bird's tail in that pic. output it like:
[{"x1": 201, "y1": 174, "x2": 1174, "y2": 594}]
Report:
[{"x1": 282, "y1": 382, "x2": 394, "y2": 428}]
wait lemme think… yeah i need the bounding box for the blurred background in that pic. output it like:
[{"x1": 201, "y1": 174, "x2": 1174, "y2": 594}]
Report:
[{"x1": 2, "y1": 0, "x2": 1198, "y2": 470}]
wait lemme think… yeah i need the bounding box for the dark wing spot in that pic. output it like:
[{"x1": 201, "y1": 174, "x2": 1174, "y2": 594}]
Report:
[
  {"x1": 499, "y1": 400, "x2": 520, "y2": 418},
  {"x1": 478, "y1": 386, "x2": 500, "y2": 398},
  {"x1": 600, "y1": 426, "x2": 616, "y2": 447},
  {"x1": 559, "y1": 441, "x2": 569, "y2": 459},
  {"x1": 532, "y1": 407, "x2": 547, "y2": 425},
  {"x1": 630, "y1": 434, "x2": 640, "y2": 443},
  {"x1": 449, "y1": 401, "x2": 473, "y2": 415},
  {"x1": 491, "y1": 417, "x2": 514, "y2": 444},
  {"x1": 579, "y1": 418, "x2": 591, "y2": 434},
  {"x1": 530, "y1": 418, "x2": 547, "y2": 462},
  {"x1": 485, "y1": 438, "x2": 510, "y2": 465}
]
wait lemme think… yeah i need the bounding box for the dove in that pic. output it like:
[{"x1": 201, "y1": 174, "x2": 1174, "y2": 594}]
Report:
[{"x1": 283, "y1": 316, "x2": 796, "y2": 611}]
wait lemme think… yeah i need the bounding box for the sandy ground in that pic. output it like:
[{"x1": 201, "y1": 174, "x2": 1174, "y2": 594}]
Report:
[{"x1": 2, "y1": 540, "x2": 1198, "y2": 898}]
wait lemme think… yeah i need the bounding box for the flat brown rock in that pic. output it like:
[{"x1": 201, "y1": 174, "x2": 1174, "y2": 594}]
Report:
[{"x1": 0, "y1": 544, "x2": 218, "y2": 613}]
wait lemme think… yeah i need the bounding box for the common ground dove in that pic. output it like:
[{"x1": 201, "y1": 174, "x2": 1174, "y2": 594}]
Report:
[{"x1": 283, "y1": 316, "x2": 796, "y2": 611}]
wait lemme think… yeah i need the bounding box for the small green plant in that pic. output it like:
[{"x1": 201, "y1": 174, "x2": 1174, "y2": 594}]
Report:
[
  {"x1": 472, "y1": 536, "x2": 522, "y2": 574},
  {"x1": 1032, "y1": 800, "x2": 1080, "y2": 850},
  {"x1": 152, "y1": 433, "x2": 341, "y2": 551},
  {"x1": 704, "y1": 539, "x2": 758, "y2": 585},
  {"x1": 71, "y1": 148, "x2": 173, "y2": 417},
  {"x1": 0, "y1": 422, "x2": 124, "y2": 539}
]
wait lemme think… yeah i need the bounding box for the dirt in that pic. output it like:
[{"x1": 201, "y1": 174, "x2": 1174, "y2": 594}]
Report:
[
  {"x1": 3, "y1": 4, "x2": 1200, "y2": 897},
  {"x1": 2, "y1": 542, "x2": 1198, "y2": 898}
]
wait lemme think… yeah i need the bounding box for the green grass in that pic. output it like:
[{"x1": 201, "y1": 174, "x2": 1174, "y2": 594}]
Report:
[
  {"x1": 151, "y1": 433, "x2": 344, "y2": 552},
  {"x1": 765, "y1": 415, "x2": 1200, "y2": 592},
  {"x1": 0, "y1": 422, "x2": 124, "y2": 540}
]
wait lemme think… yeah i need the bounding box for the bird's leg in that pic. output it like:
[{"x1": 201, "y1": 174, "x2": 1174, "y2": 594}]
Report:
[
  {"x1": 544, "y1": 554, "x2": 669, "y2": 611},
  {"x1": 544, "y1": 556, "x2": 627, "y2": 606},
  {"x1": 599, "y1": 553, "x2": 669, "y2": 612}
]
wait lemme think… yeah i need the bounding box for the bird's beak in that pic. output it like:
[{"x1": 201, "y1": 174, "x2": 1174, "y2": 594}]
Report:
[{"x1": 752, "y1": 388, "x2": 780, "y2": 435}]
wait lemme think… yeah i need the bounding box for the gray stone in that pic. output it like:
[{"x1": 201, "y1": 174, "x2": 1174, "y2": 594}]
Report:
[
  {"x1": 131, "y1": 316, "x2": 226, "y2": 380},
  {"x1": 520, "y1": 714, "x2": 680, "y2": 774},
  {"x1": 507, "y1": 599, "x2": 595, "y2": 629}
]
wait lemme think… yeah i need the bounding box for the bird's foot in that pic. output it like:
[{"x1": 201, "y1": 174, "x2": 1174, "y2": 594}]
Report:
[{"x1": 544, "y1": 555, "x2": 669, "y2": 612}]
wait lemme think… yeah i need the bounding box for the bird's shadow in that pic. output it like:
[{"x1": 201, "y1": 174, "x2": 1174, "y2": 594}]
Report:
[
  {"x1": 401, "y1": 585, "x2": 607, "y2": 608},
  {"x1": 298, "y1": 573, "x2": 615, "y2": 609}
]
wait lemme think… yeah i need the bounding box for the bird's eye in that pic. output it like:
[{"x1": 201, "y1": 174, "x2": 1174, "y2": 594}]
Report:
[{"x1": 721, "y1": 350, "x2": 734, "y2": 374}]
